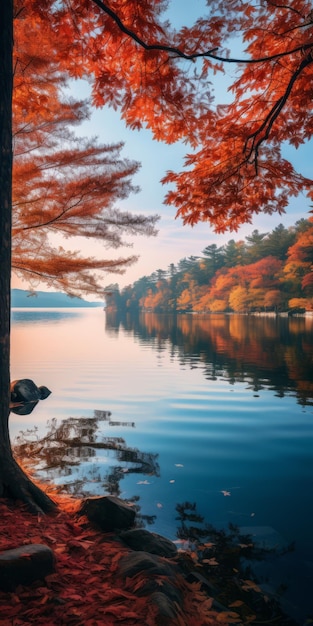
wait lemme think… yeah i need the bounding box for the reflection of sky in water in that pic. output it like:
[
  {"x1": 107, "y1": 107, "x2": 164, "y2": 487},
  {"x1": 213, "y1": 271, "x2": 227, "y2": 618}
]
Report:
[{"x1": 11, "y1": 308, "x2": 84, "y2": 324}]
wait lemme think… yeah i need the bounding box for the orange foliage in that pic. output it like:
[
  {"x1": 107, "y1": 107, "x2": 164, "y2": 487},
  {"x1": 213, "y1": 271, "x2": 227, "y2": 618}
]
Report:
[
  {"x1": 264, "y1": 289, "x2": 283, "y2": 309},
  {"x1": 209, "y1": 298, "x2": 228, "y2": 312},
  {"x1": 289, "y1": 297, "x2": 313, "y2": 311},
  {"x1": 196, "y1": 256, "x2": 283, "y2": 312},
  {"x1": 245, "y1": 257, "x2": 283, "y2": 289},
  {"x1": 13, "y1": 0, "x2": 313, "y2": 244},
  {"x1": 161, "y1": 2, "x2": 313, "y2": 230},
  {"x1": 285, "y1": 217, "x2": 313, "y2": 294},
  {"x1": 138, "y1": 312, "x2": 312, "y2": 392},
  {"x1": 177, "y1": 288, "x2": 193, "y2": 311},
  {"x1": 0, "y1": 497, "x2": 154, "y2": 625},
  {"x1": 228, "y1": 286, "x2": 250, "y2": 312},
  {"x1": 12, "y1": 2, "x2": 158, "y2": 296}
]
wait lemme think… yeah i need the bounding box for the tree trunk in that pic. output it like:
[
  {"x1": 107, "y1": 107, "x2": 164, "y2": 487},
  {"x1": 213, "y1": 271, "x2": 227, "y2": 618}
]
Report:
[{"x1": 0, "y1": 0, "x2": 56, "y2": 514}]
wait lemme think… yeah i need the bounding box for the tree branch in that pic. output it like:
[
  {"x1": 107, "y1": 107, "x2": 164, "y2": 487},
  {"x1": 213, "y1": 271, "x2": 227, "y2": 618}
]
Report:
[
  {"x1": 244, "y1": 51, "x2": 313, "y2": 171},
  {"x1": 16, "y1": 196, "x2": 87, "y2": 232},
  {"x1": 89, "y1": 0, "x2": 313, "y2": 182},
  {"x1": 90, "y1": 0, "x2": 313, "y2": 65},
  {"x1": 264, "y1": 1, "x2": 304, "y2": 18},
  {"x1": 90, "y1": 0, "x2": 219, "y2": 59}
]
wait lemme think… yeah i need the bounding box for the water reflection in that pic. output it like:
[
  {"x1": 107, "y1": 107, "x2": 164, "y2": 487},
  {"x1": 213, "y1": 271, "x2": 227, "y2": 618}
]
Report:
[
  {"x1": 175, "y1": 502, "x2": 299, "y2": 626},
  {"x1": 105, "y1": 312, "x2": 313, "y2": 405},
  {"x1": 14, "y1": 410, "x2": 159, "y2": 500}
]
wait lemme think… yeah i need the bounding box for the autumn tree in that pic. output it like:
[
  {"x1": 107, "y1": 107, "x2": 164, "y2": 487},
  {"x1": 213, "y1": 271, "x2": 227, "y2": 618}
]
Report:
[
  {"x1": 129, "y1": 276, "x2": 155, "y2": 312},
  {"x1": 13, "y1": 7, "x2": 158, "y2": 295},
  {"x1": 285, "y1": 216, "x2": 313, "y2": 309},
  {"x1": 264, "y1": 289, "x2": 284, "y2": 312},
  {"x1": 164, "y1": 1, "x2": 313, "y2": 231},
  {"x1": 176, "y1": 280, "x2": 197, "y2": 312},
  {"x1": 229, "y1": 285, "x2": 251, "y2": 313}
]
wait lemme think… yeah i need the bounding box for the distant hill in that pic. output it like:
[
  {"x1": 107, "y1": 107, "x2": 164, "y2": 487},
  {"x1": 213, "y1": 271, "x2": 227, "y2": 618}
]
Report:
[{"x1": 11, "y1": 289, "x2": 102, "y2": 308}]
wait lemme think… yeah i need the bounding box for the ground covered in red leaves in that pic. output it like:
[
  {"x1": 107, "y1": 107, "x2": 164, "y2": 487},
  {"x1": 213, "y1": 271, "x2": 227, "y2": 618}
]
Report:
[{"x1": 0, "y1": 495, "x2": 224, "y2": 626}]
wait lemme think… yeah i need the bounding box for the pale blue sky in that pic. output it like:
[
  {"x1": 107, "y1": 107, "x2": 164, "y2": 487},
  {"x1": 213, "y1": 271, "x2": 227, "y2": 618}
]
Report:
[{"x1": 13, "y1": 0, "x2": 312, "y2": 294}]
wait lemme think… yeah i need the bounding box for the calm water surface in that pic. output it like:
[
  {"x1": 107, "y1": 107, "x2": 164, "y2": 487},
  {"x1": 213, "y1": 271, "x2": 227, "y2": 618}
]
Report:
[{"x1": 10, "y1": 308, "x2": 313, "y2": 621}]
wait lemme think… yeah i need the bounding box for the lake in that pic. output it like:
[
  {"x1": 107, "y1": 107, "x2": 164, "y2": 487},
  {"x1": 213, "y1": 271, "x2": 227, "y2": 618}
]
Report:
[{"x1": 10, "y1": 308, "x2": 313, "y2": 622}]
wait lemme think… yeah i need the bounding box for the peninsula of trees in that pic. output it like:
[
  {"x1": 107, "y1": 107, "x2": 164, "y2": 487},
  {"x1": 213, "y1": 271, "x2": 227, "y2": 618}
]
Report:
[{"x1": 104, "y1": 218, "x2": 313, "y2": 314}]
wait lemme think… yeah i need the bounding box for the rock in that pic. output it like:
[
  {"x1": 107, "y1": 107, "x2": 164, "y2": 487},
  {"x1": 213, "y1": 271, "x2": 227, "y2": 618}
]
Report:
[
  {"x1": 79, "y1": 496, "x2": 136, "y2": 532},
  {"x1": 10, "y1": 379, "x2": 51, "y2": 402},
  {"x1": 0, "y1": 544, "x2": 55, "y2": 591},
  {"x1": 119, "y1": 528, "x2": 177, "y2": 558},
  {"x1": 118, "y1": 551, "x2": 177, "y2": 579},
  {"x1": 150, "y1": 591, "x2": 177, "y2": 619},
  {"x1": 133, "y1": 576, "x2": 182, "y2": 604},
  {"x1": 10, "y1": 379, "x2": 51, "y2": 415},
  {"x1": 118, "y1": 551, "x2": 182, "y2": 622},
  {"x1": 10, "y1": 400, "x2": 40, "y2": 416}
]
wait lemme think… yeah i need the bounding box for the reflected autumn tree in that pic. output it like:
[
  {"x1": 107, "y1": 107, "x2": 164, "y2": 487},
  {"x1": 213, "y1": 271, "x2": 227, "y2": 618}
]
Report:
[
  {"x1": 105, "y1": 312, "x2": 313, "y2": 405},
  {"x1": 13, "y1": 410, "x2": 160, "y2": 511}
]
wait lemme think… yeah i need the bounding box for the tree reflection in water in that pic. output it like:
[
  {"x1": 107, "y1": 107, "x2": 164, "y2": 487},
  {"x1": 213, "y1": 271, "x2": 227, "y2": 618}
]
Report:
[
  {"x1": 13, "y1": 409, "x2": 159, "y2": 523},
  {"x1": 105, "y1": 312, "x2": 313, "y2": 405}
]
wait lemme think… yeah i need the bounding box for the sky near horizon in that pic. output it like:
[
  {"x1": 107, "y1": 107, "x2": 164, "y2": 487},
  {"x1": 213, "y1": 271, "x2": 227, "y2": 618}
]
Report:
[{"x1": 12, "y1": 0, "x2": 312, "y2": 298}]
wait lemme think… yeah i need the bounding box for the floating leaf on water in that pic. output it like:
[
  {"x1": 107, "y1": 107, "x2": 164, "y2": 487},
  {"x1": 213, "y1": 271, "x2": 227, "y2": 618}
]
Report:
[
  {"x1": 242, "y1": 579, "x2": 262, "y2": 593},
  {"x1": 216, "y1": 610, "x2": 240, "y2": 623}
]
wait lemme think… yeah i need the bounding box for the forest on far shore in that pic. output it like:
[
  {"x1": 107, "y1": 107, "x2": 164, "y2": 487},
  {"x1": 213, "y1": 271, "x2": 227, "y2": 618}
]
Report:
[{"x1": 104, "y1": 218, "x2": 313, "y2": 314}]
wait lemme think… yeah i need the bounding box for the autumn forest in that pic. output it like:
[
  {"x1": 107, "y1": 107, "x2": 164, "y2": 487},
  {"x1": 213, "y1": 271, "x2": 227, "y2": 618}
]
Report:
[{"x1": 105, "y1": 218, "x2": 313, "y2": 314}]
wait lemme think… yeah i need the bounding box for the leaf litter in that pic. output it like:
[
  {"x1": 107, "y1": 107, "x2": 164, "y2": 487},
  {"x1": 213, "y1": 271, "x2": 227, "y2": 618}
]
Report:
[{"x1": 0, "y1": 493, "x2": 224, "y2": 626}]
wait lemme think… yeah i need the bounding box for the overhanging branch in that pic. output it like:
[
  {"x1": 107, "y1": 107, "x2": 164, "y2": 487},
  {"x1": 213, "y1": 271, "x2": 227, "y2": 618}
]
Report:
[
  {"x1": 90, "y1": 0, "x2": 312, "y2": 65},
  {"x1": 244, "y1": 51, "x2": 313, "y2": 172},
  {"x1": 90, "y1": 0, "x2": 218, "y2": 60}
]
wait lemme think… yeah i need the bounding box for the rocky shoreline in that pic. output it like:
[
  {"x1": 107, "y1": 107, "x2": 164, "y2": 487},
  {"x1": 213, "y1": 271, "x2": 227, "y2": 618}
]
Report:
[
  {"x1": 0, "y1": 494, "x2": 303, "y2": 625},
  {"x1": 0, "y1": 494, "x2": 227, "y2": 625}
]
